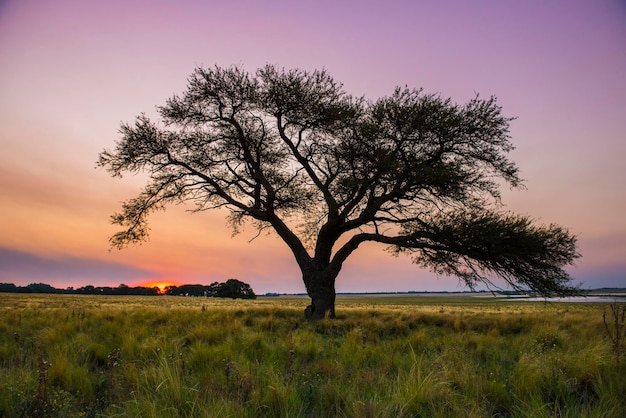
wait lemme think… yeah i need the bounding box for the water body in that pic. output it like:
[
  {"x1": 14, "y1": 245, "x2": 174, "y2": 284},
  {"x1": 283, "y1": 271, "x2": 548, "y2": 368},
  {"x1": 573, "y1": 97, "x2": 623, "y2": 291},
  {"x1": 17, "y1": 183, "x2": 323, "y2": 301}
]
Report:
[{"x1": 502, "y1": 296, "x2": 625, "y2": 303}]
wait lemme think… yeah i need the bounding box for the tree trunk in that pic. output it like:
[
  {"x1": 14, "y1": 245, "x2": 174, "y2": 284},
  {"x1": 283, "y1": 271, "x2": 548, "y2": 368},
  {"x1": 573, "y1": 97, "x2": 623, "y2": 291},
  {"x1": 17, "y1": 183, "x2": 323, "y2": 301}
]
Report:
[{"x1": 303, "y1": 268, "x2": 337, "y2": 320}]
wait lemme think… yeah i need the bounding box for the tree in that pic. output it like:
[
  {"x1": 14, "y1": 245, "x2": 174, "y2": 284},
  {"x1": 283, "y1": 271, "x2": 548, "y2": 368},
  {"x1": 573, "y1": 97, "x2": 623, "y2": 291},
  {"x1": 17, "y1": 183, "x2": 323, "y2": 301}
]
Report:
[
  {"x1": 26, "y1": 283, "x2": 62, "y2": 294},
  {"x1": 0, "y1": 283, "x2": 19, "y2": 293},
  {"x1": 214, "y1": 279, "x2": 257, "y2": 299},
  {"x1": 164, "y1": 284, "x2": 210, "y2": 297},
  {"x1": 98, "y1": 65, "x2": 580, "y2": 319}
]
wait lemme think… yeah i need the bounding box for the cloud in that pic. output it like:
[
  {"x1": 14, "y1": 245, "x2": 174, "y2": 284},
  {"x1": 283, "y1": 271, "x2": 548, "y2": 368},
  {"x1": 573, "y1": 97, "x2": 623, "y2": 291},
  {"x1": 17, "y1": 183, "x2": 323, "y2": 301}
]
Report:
[{"x1": 0, "y1": 246, "x2": 158, "y2": 287}]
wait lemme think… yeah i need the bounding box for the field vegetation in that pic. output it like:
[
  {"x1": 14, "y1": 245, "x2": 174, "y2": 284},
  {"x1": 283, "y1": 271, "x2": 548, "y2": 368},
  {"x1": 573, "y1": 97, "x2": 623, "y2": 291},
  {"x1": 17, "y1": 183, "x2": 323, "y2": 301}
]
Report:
[{"x1": 0, "y1": 293, "x2": 624, "y2": 417}]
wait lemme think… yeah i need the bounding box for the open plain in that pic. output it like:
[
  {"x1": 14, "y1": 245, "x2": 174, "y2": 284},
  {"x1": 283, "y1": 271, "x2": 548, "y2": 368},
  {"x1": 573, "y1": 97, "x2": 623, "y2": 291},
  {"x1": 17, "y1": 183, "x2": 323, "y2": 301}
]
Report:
[{"x1": 1, "y1": 293, "x2": 624, "y2": 417}]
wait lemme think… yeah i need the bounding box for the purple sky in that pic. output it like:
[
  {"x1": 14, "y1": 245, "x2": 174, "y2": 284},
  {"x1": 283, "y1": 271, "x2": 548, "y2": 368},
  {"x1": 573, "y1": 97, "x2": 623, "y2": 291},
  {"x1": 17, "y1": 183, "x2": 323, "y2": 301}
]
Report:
[{"x1": 1, "y1": 0, "x2": 625, "y2": 293}]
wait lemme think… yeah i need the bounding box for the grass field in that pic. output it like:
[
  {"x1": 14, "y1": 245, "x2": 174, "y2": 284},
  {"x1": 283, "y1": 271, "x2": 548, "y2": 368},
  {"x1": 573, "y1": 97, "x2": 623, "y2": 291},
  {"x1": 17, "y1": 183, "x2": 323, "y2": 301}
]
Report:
[{"x1": 0, "y1": 293, "x2": 624, "y2": 417}]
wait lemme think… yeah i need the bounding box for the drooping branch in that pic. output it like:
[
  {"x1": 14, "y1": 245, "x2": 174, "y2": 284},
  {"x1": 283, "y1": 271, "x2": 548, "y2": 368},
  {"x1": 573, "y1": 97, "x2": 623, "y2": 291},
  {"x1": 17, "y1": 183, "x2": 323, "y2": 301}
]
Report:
[{"x1": 397, "y1": 210, "x2": 581, "y2": 295}]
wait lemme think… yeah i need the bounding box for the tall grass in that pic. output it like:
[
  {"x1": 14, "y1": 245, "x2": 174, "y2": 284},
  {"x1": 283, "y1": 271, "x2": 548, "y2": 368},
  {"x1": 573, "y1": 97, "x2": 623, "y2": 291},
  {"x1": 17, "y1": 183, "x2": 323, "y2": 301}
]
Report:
[{"x1": 0, "y1": 293, "x2": 624, "y2": 417}]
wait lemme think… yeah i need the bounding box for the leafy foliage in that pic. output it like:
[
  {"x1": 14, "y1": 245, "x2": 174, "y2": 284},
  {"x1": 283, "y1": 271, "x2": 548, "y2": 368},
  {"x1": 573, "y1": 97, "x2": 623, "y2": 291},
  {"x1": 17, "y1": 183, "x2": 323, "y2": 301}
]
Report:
[{"x1": 397, "y1": 211, "x2": 580, "y2": 295}]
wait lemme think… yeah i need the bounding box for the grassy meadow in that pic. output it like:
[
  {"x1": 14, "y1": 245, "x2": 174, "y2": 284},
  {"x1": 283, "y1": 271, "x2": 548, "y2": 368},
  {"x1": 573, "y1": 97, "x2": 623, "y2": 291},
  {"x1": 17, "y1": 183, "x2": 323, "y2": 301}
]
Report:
[{"x1": 0, "y1": 293, "x2": 624, "y2": 417}]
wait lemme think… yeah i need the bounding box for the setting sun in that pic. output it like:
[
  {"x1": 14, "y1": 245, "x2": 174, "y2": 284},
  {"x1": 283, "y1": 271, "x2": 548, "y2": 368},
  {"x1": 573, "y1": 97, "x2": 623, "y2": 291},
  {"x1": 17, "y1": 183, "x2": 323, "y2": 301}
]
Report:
[{"x1": 141, "y1": 281, "x2": 180, "y2": 294}]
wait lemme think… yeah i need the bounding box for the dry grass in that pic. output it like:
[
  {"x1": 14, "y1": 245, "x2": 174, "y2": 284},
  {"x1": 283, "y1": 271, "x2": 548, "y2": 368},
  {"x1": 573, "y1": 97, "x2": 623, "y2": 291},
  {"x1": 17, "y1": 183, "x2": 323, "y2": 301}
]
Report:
[{"x1": 0, "y1": 293, "x2": 624, "y2": 417}]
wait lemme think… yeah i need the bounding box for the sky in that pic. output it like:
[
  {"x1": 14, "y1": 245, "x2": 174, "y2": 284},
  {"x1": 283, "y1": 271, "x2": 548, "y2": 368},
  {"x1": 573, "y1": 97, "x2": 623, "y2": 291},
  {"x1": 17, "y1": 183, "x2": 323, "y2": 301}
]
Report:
[{"x1": 0, "y1": 0, "x2": 625, "y2": 294}]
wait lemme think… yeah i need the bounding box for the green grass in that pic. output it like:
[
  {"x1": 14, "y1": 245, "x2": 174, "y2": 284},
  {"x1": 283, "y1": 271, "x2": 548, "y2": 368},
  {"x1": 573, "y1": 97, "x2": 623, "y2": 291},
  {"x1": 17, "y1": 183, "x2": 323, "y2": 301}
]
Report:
[{"x1": 0, "y1": 293, "x2": 624, "y2": 417}]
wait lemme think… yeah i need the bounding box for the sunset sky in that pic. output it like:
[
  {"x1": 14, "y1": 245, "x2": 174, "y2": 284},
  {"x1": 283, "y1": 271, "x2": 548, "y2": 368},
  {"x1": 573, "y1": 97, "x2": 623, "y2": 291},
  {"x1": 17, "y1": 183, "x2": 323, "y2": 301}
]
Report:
[{"x1": 1, "y1": 0, "x2": 625, "y2": 294}]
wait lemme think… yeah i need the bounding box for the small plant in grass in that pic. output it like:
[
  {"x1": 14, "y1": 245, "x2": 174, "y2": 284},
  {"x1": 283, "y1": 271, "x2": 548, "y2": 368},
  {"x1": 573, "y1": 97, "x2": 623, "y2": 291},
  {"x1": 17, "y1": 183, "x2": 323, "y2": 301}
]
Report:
[
  {"x1": 603, "y1": 303, "x2": 626, "y2": 365},
  {"x1": 34, "y1": 354, "x2": 51, "y2": 417}
]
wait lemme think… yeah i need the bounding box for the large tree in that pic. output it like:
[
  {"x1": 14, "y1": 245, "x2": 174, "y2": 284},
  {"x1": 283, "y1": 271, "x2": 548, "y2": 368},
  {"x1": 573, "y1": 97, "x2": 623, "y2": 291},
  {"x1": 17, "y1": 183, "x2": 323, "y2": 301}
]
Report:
[{"x1": 99, "y1": 65, "x2": 579, "y2": 319}]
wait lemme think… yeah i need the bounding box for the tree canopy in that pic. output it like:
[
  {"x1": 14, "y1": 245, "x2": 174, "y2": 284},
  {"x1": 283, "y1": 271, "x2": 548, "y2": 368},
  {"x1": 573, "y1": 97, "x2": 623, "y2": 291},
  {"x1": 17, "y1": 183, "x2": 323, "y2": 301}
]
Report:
[{"x1": 99, "y1": 64, "x2": 579, "y2": 318}]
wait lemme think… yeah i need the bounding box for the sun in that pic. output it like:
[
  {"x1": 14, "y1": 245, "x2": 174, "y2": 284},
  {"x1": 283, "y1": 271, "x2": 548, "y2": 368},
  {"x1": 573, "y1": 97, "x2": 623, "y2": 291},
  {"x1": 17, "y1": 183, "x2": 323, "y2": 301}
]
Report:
[{"x1": 143, "y1": 281, "x2": 179, "y2": 294}]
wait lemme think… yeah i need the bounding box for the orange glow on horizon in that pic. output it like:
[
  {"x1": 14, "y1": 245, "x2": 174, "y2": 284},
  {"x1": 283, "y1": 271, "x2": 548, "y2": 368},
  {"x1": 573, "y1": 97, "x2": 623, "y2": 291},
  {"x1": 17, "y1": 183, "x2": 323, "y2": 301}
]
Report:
[{"x1": 139, "y1": 280, "x2": 181, "y2": 294}]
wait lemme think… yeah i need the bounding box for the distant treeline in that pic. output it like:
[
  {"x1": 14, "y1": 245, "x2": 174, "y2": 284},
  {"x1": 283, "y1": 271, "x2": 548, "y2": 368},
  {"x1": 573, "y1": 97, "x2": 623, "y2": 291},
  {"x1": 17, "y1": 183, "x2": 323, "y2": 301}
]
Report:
[
  {"x1": 0, "y1": 279, "x2": 256, "y2": 299},
  {"x1": 164, "y1": 280, "x2": 256, "y2": 299}
]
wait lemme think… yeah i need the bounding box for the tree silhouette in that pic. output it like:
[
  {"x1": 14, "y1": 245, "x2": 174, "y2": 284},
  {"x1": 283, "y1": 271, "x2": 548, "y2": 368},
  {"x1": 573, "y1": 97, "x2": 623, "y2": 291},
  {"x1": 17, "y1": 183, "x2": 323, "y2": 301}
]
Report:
[
  {"x1": 99, "y1": 65, "x2": 579, "y2": 319},
  {"x1": 214, "y1": 279, "x2": 256, "y2": 299}
]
